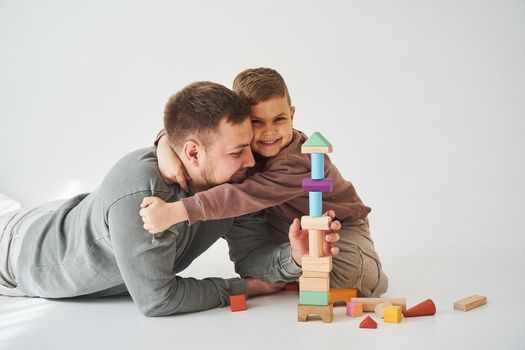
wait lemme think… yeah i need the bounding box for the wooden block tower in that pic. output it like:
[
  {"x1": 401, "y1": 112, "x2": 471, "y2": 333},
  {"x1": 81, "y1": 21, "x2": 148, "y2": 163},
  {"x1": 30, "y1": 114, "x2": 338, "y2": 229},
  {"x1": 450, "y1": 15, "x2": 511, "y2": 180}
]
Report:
[{"x1": 297, "y1": 132, "x2": 334, "y2": 323}]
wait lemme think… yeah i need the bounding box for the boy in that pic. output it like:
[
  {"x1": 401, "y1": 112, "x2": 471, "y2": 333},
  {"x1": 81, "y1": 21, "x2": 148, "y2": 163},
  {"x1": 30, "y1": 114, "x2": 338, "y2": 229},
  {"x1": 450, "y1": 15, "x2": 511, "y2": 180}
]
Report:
[{"x1": 141, "y1": 68, "x2": 388, "y2": 297}]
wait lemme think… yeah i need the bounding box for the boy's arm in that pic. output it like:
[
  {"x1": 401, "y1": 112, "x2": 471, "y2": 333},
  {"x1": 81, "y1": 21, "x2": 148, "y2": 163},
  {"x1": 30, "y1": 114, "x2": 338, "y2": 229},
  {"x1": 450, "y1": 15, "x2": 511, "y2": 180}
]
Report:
[
  {"x1": 181, "y1": 159, "x2": 307, "y2": 225},
  {"x1": 108, "y1": 192, "x2": 247, "y2": 316},
  {"x1": 155, "y1": 131, "x2": 191, "y2": 191}
]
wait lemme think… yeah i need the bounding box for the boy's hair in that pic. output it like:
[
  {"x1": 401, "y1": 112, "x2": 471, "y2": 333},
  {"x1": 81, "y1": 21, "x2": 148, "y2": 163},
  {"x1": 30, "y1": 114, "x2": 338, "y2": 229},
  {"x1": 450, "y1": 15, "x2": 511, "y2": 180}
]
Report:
[
  {"x1": 233, "y1": 67, "x2": 291, "y2": 106},
  {"x1": 164, "y1": 81, "x2": 250, "y2": 150}
]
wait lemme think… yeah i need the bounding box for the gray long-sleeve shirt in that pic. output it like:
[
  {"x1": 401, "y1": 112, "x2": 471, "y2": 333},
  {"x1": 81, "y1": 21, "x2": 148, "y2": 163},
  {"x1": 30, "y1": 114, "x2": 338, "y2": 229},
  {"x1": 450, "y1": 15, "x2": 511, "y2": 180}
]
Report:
[{"x1": 16, "y1": 148, "x2": 301, "y2": 316}]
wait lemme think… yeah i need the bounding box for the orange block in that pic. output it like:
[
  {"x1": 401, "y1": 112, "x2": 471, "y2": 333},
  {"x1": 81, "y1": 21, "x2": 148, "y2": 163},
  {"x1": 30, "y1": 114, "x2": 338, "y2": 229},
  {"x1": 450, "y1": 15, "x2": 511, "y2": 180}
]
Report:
[
  {"x1": 329, "y1": 288, "x2": 357, "y2": 306},
  {"x1": 230, "y1": 294, "x2": 247, "y2": 312},
  {"x1": 403, "y1": 299, "x2": 436, "y2": 317}
]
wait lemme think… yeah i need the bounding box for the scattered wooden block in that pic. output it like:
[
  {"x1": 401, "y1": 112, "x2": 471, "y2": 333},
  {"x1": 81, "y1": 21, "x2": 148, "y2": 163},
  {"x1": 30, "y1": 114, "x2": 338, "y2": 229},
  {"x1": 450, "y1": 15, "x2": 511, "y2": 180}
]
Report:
[
  {"x1": 360, "y1": 316, "x2": 378, "y2": 329},
  {"x1": 346, "y1": 301, "x2": 363, "y2": 317},
  {"x1": 302, "y1": 178, "x2": 333, "y2": 192},
  {"x1": 404, "y1": 299, "x2": 436, "y2": 317},
  {"x1": 299, "y1": 291, "x2": 329, "y2": 306},
  {"x1": 301, "y1": 216, "x2": 331, "y2": 230},
  {"x1": 350, "y1": 297, "x2": 407, "y2": 312},
  {"x1": 230, "y1": 294, "x2": 247, "y2": 312},
  {"x1": 453, "y1": 295, "x2": 487, "y2": 312},
  {"x1": 283, "y1": 282, "x2": 299, "y2": 292},
  {"x1": 374, "y1": 302, "x2": 392, "y2": 319},
  {"x1": 384, "y1": 305, "x2": 402, "y2": 323},
  {"x1": 298, "y1": 304, "x2": 333, "y2": 323},
  {"x1": 301, "y1": 256, "x2": 332, "y2": 272},
  {"x1": 299, "y1": 276, "x2": 330, "y2": 292},
  {"x1": 308, "y1": 229, "x2": 324, "y2": 258},
  {"x1": 329, "y1": 288, "x2": 357, "y2": 306}
]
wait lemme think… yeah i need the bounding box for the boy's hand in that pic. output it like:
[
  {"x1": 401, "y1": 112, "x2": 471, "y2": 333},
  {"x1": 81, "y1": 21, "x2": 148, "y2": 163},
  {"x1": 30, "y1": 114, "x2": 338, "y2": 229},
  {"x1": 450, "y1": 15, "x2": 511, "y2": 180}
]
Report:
[
  {"x1": 245, "y1": 278, "x2": 285, "y2": 297},
  {"x1": 157, "y1": 135, "x2": 192, "y2": 192},
  {"x1": 139, "y1": 197, "x2": 189, "y2": 233},
  {"x1": 288, "y1": 210, "x2": 341, "y2": 266}
]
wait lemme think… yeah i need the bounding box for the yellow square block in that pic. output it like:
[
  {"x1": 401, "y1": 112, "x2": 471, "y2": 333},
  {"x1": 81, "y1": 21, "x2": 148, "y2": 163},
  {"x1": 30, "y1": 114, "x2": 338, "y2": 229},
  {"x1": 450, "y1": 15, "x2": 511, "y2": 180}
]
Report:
[{"x1": 384, "y1": 305, "x2": 402, "y2": 323}]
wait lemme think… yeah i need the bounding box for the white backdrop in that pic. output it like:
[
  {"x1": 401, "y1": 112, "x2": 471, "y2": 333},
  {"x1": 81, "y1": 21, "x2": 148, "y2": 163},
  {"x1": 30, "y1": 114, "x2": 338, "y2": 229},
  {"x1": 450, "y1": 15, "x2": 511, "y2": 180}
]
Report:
[{"x1": 1, "y1": 0, "x2": 524, "y2": 272}]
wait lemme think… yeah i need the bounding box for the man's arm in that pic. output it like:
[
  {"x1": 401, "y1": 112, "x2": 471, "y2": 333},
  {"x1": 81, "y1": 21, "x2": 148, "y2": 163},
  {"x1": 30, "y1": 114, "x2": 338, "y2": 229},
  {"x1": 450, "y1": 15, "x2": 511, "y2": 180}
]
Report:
[
  {"x1": 223, "y1": 212, "x2": 302, "y2": 285},
  {"x1": 108, "y1": 192, "x2": 247, "y2": 316}
]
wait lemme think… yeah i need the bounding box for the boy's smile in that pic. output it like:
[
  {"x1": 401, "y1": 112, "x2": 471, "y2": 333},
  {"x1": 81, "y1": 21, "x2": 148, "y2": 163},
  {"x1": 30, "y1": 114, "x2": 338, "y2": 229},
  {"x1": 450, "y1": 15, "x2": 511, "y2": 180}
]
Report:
[{"x1": 249, "y1": 95, "x2": 295, "y2": 157}]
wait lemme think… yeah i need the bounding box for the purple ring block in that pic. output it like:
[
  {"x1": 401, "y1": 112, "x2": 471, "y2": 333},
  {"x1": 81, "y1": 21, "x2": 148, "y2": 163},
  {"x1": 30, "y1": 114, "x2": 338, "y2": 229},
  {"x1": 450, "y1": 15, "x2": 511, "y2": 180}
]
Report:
[{"x1": 302, "y1": 178, "x2": 333, "y2": 192}]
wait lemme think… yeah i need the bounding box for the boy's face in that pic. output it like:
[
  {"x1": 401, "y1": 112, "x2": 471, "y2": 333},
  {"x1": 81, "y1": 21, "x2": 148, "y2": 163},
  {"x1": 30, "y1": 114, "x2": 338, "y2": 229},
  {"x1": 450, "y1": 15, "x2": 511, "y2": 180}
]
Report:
[{"x1": 249, "y1": 95, "x2": 295, "y2": 157}]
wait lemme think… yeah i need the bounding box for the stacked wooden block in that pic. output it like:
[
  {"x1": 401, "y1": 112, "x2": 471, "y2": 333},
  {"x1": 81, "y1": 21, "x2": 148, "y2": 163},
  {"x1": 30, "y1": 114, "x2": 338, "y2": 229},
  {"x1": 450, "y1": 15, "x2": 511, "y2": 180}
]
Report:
[{"x1": 297, "y1": 132, "x2": 334, "y2": 323}]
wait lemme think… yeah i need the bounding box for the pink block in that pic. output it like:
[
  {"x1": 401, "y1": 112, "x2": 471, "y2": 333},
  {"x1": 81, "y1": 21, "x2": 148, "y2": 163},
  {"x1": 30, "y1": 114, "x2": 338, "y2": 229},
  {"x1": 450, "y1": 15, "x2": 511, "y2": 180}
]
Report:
[
  {"x1": 302, "y1": 178, "x2": 333, "y2": 192},
  {"x1": 346, "y1": 301, "x2": 363, "y2": 317}
]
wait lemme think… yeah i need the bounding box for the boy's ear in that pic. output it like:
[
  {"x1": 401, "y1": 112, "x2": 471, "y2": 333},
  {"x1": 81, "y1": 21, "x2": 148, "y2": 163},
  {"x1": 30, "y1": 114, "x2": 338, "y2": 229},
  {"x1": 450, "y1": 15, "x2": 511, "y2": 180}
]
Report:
[
  {"x1": 182, "y1": 140, "x2": 201, "y2": 165},
  {"x1": 290, "y1": 106, "x2": 296, "y2": 122}
]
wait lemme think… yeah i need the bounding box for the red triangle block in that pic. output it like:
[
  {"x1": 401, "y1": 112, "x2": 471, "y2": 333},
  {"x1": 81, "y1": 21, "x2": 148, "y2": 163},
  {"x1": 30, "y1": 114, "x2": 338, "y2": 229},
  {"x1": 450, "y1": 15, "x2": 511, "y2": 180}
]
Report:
[
  {"x1": 359, "y1": 316, "x2": 377, "y2": 329},
  {"x1": 403, "y1": 299, "x2": 436, "y2": 317}
]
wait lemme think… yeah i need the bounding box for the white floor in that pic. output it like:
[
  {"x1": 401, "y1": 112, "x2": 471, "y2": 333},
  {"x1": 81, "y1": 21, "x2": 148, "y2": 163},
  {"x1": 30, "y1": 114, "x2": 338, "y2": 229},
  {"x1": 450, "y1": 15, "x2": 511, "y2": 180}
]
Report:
[{"x1": 1, "y1": 239, "x2": 524, "y2": 350}]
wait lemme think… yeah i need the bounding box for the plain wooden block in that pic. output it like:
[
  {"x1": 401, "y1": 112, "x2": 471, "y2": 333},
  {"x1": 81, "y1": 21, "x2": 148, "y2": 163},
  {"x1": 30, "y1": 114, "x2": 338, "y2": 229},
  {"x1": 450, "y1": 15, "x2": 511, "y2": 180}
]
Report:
[
  {"x1": 298, "y1": 304, "x2": 333, "y2": 323},
  {"x1": 299, "y1": 291, "x2": 329, "y2": 306},
  {"x1": 230, "y1": 294, "x2": 247, "y2": 312},
  {"x1": 308, "y1": 229, "x2": 324, "y2": 258},
  {"x1": 350, "y1": 298, "x2": 406, "y2": 312},
  {"x1": 301, "y1": 145, "x2": 333, "y2": 154},
  {"x1": 329, "y1": 288, "x2": 358, "y2": 305},
  {"x1": 302, "y1": 271, "x2": 330, "y2": 278},
  {"x1": 453, "y1": 295, "x2": 487, "y2": 311},
  {"x1": 299, "y1": 276, "x2": 330, "y2": 292},
  {"x1": 301, "y1": 256, "x2": 332, "y2": 272},
  {"x1": 301, "y1": 216, "x2": 331, "y2": 230},
  {"x1": 374, "y1": 302, "x2": 392, "y2": 319}
]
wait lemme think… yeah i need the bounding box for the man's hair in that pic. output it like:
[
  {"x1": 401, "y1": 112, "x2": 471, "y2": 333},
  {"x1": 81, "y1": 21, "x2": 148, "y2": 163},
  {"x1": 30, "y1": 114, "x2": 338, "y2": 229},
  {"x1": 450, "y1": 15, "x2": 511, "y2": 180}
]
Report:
[
  {"x1": 164, "y1": 81, "x2": 250, "y2": 150},
  {"x1": 232, "y1": 67, "x2": 292, "y2": 106}
]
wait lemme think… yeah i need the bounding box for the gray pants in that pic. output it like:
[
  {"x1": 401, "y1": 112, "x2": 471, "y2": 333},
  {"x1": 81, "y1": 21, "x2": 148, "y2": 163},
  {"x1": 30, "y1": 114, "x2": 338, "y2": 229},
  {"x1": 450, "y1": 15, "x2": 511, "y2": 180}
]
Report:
[
  {"x1": 269, "y1": 216, "x2": 389, "y2": 297},
  {"x1": 0, "y1": 197, "x2": 65, "y2": 297}
]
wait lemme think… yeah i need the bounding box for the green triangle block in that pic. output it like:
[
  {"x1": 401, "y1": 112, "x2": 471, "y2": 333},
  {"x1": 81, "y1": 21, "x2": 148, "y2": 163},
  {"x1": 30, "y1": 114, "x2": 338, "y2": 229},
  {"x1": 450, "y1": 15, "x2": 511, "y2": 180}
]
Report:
[{"x1": 302, "y1": 132, "x2": 332, "y2": 148}]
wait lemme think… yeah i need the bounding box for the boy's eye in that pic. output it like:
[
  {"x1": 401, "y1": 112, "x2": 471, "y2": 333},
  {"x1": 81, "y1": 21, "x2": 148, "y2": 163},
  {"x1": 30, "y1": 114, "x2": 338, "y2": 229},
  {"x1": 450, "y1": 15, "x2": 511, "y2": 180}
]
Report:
[
  {"x1": 251, "y1": 119, "x2": 262, "y2": 126},
  {"x1": 275, "y1": 117, "x2": 286, "y2": 122}
]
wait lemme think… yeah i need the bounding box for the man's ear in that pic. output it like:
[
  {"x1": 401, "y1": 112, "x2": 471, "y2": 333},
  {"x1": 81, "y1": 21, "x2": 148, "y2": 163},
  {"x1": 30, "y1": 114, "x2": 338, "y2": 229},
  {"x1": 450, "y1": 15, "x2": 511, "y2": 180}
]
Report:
[
  {"x1": 182, "y1": 140, "x2": 201, "y2": 165},
  {"x1": 290, "y1": 106, "x2": 296, "y2": 123}
]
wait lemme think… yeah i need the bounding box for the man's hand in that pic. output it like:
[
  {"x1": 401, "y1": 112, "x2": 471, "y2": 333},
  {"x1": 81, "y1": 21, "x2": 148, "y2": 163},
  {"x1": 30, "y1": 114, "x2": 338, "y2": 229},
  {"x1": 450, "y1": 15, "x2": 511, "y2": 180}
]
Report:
[
  {"x1": 245, "y1": 278, "x2": 285, "y2": 297},
  {"x1": 139, "y1": 198, "x2": 189, "y2": 233},
  {"x1": 288, "y1": 210, "x2": 341, "y2": 266},
  {"x1": 157, "y1": 135, "x2": 192, "y2": 192}
]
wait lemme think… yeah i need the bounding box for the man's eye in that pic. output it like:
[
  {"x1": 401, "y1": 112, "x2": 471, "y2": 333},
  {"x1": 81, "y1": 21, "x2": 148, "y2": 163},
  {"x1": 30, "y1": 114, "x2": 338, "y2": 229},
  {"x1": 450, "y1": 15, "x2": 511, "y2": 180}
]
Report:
[{"x1": 231, "y1": 152, "x2": 242, "y2": 157}]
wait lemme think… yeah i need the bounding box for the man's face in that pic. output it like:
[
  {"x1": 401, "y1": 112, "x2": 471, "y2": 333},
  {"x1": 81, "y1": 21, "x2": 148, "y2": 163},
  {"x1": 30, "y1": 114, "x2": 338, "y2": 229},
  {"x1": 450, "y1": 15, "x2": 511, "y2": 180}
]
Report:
[{"x1": 194, "y1": 118, "x2": 255, "y2": 190}]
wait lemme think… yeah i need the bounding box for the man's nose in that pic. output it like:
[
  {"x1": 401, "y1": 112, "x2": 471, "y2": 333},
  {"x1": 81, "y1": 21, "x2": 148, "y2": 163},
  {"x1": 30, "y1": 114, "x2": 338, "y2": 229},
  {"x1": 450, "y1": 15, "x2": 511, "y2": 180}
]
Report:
[{"x1": 242, "y1": 148, "x2": 255, "y2": 168}]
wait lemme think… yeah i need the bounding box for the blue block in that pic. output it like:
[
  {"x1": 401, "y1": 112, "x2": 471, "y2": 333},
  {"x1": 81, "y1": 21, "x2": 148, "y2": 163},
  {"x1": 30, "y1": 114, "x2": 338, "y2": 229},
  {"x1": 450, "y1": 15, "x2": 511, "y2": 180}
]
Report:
[
  {"x1": 311, "y1": 153, "x2": 324, "y2": 179},
  {"x1": 309, "y1": 192, "x2": 322, "y2": 217}
]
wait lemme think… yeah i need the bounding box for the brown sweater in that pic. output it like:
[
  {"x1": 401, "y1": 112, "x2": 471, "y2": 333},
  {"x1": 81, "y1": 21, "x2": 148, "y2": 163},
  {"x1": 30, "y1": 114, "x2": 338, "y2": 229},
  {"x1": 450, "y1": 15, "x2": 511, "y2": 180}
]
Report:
[{"x1": 156, "y1": 129, "x2": 371, "y2": 225}]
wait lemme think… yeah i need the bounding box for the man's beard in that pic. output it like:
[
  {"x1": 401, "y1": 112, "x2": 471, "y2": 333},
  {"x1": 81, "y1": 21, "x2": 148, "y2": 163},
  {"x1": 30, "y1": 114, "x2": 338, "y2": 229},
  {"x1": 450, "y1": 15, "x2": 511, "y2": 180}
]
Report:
[{"x1": 200, "y1": 162, "x2": 248, "y2": 189}]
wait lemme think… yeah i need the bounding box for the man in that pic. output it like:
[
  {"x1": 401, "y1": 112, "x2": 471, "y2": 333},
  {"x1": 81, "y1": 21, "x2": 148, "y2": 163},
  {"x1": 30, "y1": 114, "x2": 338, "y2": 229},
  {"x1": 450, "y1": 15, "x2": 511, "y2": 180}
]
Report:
[{"x1": 0, "y1": 81, "x2": 340, "y2": 316}]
